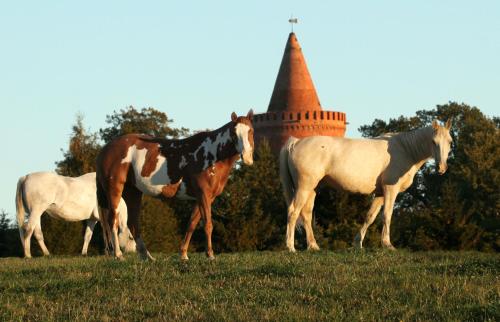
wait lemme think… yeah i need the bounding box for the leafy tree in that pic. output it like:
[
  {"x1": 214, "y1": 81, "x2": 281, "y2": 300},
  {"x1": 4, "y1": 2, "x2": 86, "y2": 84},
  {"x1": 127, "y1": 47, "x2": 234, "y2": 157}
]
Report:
[
  {"x1": 55, "y1": 113, "x2": 101, "y2": 176},
  {"x1": 99, "y1": 106, "x2": 189, "y2": 143}
]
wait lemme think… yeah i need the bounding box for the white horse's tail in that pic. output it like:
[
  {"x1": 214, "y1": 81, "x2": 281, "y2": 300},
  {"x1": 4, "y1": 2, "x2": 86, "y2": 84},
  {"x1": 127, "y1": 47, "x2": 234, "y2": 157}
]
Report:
[
  {"x1": 279, "y1": 136, "x2": 300, "y2": 206},
  {"x1": 15, "y1": 176, "x2": 27, "y2": 247}
]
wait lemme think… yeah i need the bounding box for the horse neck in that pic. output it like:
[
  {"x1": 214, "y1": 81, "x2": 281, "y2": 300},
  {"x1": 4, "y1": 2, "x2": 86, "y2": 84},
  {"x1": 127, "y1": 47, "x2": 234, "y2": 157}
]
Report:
[
  {"x1": 170, "y1": 122, "x2": 238, "y2": 169},
  {"x1": 205, "y1": 122, "x2": 239, "y2": 161},
  {"x1": 393, "y1": 126, "x2": 434, "y2": 164}
]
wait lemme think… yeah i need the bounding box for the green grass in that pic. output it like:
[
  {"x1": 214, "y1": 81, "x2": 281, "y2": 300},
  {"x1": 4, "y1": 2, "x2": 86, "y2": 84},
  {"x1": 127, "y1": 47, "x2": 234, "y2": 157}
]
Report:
[{"x1": 0, "y1": 250, "x2": 499, "y2": 321}]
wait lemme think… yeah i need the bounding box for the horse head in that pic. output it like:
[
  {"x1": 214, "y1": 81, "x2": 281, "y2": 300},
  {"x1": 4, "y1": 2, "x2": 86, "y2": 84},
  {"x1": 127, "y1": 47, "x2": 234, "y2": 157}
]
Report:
[
  {"x1": 230, "y1": 109, "x2": 254, "y2": 165},
  {"x1": 431, "y1": 119, "x2": 453, "y2": 175}
]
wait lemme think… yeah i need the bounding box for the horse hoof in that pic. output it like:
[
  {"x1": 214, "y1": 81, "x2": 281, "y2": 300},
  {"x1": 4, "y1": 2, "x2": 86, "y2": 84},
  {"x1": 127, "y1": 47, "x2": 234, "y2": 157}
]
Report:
[
  {"x1": 287, "y1": 248, "x2": 297, "y2": 253},
  {"x1": 382, "y1": 244, "x2": 396, "y2": 251},
  {"x1": 180, "y1": 254, "x2": 189, "y2": 261},
  {"x1": 207, "y1": 255, "x2": 215, "y2": 261},
  {"x1": 307, "y1": 244, "x2": 320, "y2": 251}
]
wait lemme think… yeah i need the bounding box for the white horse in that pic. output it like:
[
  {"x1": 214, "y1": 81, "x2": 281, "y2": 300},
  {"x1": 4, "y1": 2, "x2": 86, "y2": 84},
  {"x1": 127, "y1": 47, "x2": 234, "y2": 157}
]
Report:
[
  {"x1": 279, "y1": 120, "x2": 453, "y2": 252},
  {"x1": 15, "y1": 172, "x2": 136, "y2": 258}
]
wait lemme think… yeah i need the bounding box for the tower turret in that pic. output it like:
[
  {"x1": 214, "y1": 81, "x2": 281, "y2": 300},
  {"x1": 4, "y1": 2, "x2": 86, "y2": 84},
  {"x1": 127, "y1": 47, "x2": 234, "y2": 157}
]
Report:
[{"x1": 253, "y1": 32, "x2": 347, "y2": 154}]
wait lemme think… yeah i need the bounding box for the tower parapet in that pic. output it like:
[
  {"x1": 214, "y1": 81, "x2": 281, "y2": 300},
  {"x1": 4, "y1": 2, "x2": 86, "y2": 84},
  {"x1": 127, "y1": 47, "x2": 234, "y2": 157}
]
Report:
[{"x1": 254, "y1": 32, "x2": 347, "y2": 154}]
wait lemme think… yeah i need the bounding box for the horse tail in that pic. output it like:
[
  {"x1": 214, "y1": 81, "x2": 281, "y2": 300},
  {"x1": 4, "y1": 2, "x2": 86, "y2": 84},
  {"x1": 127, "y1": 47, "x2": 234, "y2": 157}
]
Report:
[
  {"x1": 96, "y1": 179, "x2": 113, "y2": 254},
  {"x1": 15, "y1": 175, "x2": 27, "y2": 246},
  {"x1": 279, "y1": 136, "x2": 300, "y2": 206}
]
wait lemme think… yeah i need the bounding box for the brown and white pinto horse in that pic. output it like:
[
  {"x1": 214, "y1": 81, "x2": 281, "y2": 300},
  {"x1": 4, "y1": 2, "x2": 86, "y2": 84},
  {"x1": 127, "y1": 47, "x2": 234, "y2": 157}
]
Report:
[{"x1": 96, "y1": 110, "x2": 254, "y2": 260}]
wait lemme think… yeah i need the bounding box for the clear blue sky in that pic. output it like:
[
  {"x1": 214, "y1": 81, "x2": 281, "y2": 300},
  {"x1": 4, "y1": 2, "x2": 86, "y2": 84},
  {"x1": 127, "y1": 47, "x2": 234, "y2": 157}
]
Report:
[{"x1": 1, "y1": 1, "x2": 499, "y2": 219}]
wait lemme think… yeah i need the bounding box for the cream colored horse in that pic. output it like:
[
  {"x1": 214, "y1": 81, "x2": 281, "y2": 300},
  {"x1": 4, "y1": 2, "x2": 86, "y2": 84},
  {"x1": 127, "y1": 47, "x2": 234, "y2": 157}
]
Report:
[
  {"x1": 279, "y1": 120, "x2": 452, "y2": 252},
  {"x1": 16, "y1": 172, "x2": 135, "y2": 258}
]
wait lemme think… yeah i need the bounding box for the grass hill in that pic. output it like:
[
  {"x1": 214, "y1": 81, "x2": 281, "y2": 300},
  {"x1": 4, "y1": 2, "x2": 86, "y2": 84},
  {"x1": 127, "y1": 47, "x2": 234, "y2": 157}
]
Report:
[{"x1": 0, "y1": 250, "x2": 498, "y2": 321}]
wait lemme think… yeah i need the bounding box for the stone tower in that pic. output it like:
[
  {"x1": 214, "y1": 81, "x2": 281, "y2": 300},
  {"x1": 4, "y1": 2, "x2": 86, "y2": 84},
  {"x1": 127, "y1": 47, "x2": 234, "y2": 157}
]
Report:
[{"x1": 253, "y1": 32, "x2": 347, "y2": 154}]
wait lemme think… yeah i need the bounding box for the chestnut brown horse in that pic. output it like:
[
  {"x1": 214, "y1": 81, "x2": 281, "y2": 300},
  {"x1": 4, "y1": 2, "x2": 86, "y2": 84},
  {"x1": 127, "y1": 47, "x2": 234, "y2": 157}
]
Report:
[{"x1": 96, "y1": 110, "x2": 254, "y2": 260}]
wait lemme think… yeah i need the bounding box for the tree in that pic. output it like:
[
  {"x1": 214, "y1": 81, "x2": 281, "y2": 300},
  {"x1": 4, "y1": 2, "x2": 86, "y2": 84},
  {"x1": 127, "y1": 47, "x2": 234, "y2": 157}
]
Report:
[
  {"x1": 55, "y1": 113, "x2": 101, "y2": 176},
  {"x1": 0, "y1": 210, "x2": 23, "y2": 257},
  {"x1": 99, "y1": 106, "x2": 189, "y2": 143},
  {"x1": 209, "y1": 139, "x2": 288, "y2": 252}
]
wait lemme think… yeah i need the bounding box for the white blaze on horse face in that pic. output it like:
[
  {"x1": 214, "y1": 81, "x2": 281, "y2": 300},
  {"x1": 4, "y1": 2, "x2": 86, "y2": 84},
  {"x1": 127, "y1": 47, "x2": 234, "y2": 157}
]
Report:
[
  {"x1": 432, "y1": 128, "x2": 452, "y2": 174},
  {"x1": 121, "y1": 144, "x2": 172, "y2": 196},
  {"x1": 235, "y1": 123, "x2": 253, "y2": 165}
]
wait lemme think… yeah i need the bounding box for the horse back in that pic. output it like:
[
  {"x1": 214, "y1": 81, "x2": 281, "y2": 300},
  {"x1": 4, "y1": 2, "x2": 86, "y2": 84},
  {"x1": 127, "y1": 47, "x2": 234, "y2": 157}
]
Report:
[
  {"x1": 22, "y1": 172, "x2": 97, "y2": 220},
  {"x1": 96, "y1": 134, "x2": 183, "y2": 197},
  {"x1": 290, "y1": 136, "x2": 390, "y2": 194}
]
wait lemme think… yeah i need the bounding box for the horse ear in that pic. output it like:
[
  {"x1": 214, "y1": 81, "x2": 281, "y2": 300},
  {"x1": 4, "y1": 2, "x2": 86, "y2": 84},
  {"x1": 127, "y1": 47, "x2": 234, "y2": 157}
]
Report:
[
  {"x1": 247, "y1": 109, "x2": 254, "y2": 120},
  {"x1": 432, "y1": 120, "x2": 440, "y2": 130},
  {"x1": 231, "y1": 112, "x2": 237, "y2": 122},
  {"x1": 445, "y1": 118, "x2": 452, "y2": 130}
]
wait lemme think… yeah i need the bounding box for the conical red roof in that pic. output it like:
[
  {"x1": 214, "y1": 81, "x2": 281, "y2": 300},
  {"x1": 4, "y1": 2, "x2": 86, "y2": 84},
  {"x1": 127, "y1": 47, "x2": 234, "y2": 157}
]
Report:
[{"x1": 267, "y1": 32, "x2": 322, "y2": 112}]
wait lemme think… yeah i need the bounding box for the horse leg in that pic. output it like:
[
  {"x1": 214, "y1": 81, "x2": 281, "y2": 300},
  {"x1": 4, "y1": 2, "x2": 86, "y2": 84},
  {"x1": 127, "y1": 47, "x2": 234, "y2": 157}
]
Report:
[
  {"x1": 381, "y1": 187, "x2": 398, "y2": 250},
  {"x1": 179, "y1": 205, "x2": 201, "y2": 260},
  {"x1": 198, "y1": 196, "x2": 215, "y2": 260},
  {"x1": 116, "y1": 201, "x2": 136, "y2": 253},
  {"x1": 123, "y1": 185, "x2": 153, "y2": 261},
  {"x1": 81, "y1": 219, "x2": 97, "y2": 256},
  {"x1": 105, "y1": 185, "x2": 125, "y2": 260},
  {"x1": 33, "y1": 223, "x2": 50, "y2": 256},
  {"x1": 353, "y1": 196, "x2": 384, "y2": 249},
  {"x1": 22, "y1": 209, "x2": 43, "y2": 258},
  {"x1": 301, "y1": 191, "x2": 320, "y2": 251},
  {"x1": 286, "y1": 188, "x2": 311, "y2": 252}
]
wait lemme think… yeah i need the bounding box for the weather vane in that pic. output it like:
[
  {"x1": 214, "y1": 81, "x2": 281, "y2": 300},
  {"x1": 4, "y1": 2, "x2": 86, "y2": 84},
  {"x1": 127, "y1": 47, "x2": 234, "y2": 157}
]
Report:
[{"x1": 288, "y1": 15, "x2": 298, "y2": 32}]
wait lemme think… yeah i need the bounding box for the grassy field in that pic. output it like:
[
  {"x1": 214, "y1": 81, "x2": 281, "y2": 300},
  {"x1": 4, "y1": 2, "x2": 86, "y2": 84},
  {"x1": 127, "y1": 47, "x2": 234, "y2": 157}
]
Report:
[{"x1": 0, "y1": 250, "x2": 498, "y2": 321}]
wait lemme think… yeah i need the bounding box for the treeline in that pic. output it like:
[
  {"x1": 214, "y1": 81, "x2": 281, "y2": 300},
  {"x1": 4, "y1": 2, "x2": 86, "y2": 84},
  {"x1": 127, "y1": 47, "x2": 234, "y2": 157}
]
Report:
[{"x1": 0, "y1": 102, "x2": 498, "y2": 257}]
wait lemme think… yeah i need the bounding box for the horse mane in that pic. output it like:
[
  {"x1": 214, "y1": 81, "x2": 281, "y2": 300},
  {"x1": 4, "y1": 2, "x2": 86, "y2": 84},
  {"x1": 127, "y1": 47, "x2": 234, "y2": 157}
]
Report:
[
  {"x1": 140, "y1": 121, "x2": 234, "y2": 146},
  {"x1": 390, "y1": 126, "x2": 434, "y2": 162}
]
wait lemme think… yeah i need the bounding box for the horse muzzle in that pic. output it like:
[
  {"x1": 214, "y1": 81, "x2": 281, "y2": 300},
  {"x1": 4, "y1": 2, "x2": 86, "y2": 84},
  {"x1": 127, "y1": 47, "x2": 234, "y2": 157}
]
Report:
[
  {"x1": 241, "y1": 152, "x2": 254, "y2": 166},
  {"x1": 438, "y1": 163, "x2": 448, "y2": 175}
]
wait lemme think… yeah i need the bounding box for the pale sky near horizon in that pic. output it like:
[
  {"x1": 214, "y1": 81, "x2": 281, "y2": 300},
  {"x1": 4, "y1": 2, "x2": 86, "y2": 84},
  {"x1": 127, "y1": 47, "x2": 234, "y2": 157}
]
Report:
[{"x1": 1, "y1": 1, "x2": 499, "y2": 219}]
